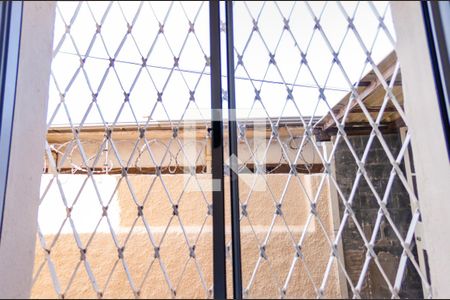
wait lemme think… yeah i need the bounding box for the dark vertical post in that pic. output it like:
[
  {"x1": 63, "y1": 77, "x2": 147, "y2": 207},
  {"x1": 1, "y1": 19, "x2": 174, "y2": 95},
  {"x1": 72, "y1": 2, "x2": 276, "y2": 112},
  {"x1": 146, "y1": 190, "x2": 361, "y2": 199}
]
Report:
[
  {"x1": 209, "y1": 1, "x2": 227, "y2": 299},
  {"x1": 0, "y1": 1, "x2": 23, "y2": 242},
  {"x1": 225, "y1": 1, "x2": 243, "y2": 299}
]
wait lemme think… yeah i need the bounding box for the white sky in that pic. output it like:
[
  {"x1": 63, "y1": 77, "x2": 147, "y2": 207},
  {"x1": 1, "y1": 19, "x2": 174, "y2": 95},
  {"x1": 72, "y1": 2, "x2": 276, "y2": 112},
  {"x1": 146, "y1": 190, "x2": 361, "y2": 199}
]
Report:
[
  {"x1": 39, "y1": 175, "x2": 121, "y2": 234},
  {"x1": 47, "y1": 1, "x2": 395, "y2": 126}
]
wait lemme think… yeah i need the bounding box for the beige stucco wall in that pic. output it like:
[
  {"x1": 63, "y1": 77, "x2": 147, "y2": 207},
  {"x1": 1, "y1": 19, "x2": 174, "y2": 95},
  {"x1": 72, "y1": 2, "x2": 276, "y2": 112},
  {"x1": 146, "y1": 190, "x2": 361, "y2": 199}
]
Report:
[{"x1": 31, "y1": 174, "x2": 341, "y2": 298}]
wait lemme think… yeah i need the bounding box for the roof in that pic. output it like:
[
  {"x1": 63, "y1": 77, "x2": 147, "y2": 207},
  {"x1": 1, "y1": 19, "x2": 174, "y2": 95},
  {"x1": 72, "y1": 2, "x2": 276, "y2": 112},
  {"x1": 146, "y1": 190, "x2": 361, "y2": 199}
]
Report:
[{"x1": 318, "y1": 51, "x2": 404, "y2": 134}]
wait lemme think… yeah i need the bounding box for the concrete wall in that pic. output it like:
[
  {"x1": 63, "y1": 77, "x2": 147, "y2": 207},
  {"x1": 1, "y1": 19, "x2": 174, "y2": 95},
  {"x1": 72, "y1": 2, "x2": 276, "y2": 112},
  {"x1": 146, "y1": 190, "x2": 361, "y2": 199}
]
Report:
[
  {"x1": 31, "y1": 174, "x2": 342, "y2": 299},
  {"x1": 333, "y1": 134, "x2": 422, "y2": 298}
]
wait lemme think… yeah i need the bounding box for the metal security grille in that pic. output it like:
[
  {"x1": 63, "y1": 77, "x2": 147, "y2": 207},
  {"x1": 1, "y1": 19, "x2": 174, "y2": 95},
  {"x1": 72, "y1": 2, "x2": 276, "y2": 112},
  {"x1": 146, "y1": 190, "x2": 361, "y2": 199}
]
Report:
[
  {"x1": 226, "y1": 1, "x2": 430, "y2": 299},
  {"x1": 32, "y1": 1, "x2": 431, "y2": 299},
  {"x1": 33, "y1": 1, "x2": 214, "y2": 298}
]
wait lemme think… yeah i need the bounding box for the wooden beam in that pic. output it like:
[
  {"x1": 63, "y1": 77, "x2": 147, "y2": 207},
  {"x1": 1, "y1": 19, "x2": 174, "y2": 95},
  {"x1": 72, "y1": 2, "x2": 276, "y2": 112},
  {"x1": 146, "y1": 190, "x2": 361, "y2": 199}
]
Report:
[
  {"x1": 323, "y1": 122, "x2": 400, "y2": 138},
  {"x1": 322, "y1": 58, "x2": 398, "y2": 131},
  {"x1": 349, "y1": 106, "x2": 398, "y2": 114}
]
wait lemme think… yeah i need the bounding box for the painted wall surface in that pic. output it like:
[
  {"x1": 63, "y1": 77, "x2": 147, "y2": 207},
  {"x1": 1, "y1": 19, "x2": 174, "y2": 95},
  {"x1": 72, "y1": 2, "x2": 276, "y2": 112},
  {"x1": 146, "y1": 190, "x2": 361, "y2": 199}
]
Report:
[{"x1": 31, "y1": 174, "x2": 342, "y2": 299}]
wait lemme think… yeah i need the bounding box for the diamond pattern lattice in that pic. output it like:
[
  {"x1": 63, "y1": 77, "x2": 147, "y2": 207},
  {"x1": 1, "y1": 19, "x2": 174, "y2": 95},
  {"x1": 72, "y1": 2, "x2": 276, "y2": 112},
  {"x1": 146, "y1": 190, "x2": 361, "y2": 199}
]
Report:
[
  {"x1": 34, "y1": 1, "x2": 431, "y2": 299},
  {"x1": 34, "y1": 1, "x2": 213, "y2": 299},
  {"x1": 227, "y1": 1, "x2": 430, "y2": 299}
]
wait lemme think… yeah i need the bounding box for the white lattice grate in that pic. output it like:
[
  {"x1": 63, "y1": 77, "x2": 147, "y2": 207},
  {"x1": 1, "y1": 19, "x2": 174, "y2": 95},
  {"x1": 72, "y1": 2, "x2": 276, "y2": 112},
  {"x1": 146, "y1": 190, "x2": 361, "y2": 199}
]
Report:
[
  {"x1": 34, "y1": 1, "x2": 213, "y2": 298},
  {"x1": 228, "y1": 1, "x2": 429, "y2": 299},
  {"x1": 33, "y1": 1, "x2": 430, "y2": 299}
]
